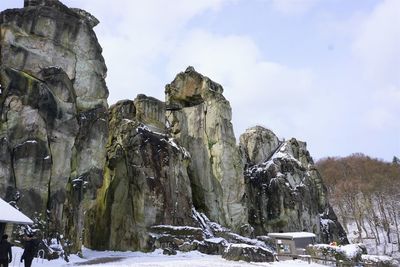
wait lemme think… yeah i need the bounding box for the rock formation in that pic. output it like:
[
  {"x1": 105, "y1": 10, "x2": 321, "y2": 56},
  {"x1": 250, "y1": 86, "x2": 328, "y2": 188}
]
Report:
[
  {"x1": 240, "y1": 126, "x2": 280, "y2": 167},
  {"x1": 165, "y1": 67, "x2": 247, "y2": 232},
  {"x1": 240, "y1": 126, "x2": 348, "y2": 244},
  {"x1": 0, "y1": 0, "x2": 347, "y2": 258},
  {"x1": 0, "y1": 0, "x2": 108, "y2": 250},
  {"x1": 84, "y1": 96, "x2": 194, "y2": 251}
]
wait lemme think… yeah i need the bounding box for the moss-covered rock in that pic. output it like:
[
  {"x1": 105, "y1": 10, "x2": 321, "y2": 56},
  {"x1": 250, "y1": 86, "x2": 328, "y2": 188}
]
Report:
[
  {"x1": 84, "y1": 97, "x2": 194, "y2": 251},
  {"x1": 0, "y1": 0, "x2": 108, "y2": 252}
]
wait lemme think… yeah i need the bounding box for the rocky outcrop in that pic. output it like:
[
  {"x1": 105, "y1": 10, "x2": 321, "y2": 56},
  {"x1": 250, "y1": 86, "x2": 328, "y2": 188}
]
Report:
[
  {"x1": 134, "y1": 94, "x2": 166, "y2": 131},
  {"x1": 165, "y1": 67, "x2": 247, "y2": 232},
  {"x1": 240, "y1": 126, "x2": 280, "y2": 167},
  {"x1": 241, "y1": 126, "x2": 348, "y2": 244},
  {"x1": 0, "y1": 0, "x2": 108, "y2": 251},
  {"x1": 308, "y1": 244, "x2": 368, "y2": 263},
  {"x1": 320, "y1": 205, "x2": 349, "y2": 244},
  {"x1": 84, "y1": 97, "x2": 194, "y2": 251},
  {"x1": 0, "y1": 0, "x2": 347, "y2": 257},
  {"x1": 2, "y1": 0, "x2": 108, "y2": 109},
  {"x1": 150, "y1": 210, "x2": 275, "y2": 261},
  {"x1": 222, "y1": 244, "x2": 274, "y2": 262}
]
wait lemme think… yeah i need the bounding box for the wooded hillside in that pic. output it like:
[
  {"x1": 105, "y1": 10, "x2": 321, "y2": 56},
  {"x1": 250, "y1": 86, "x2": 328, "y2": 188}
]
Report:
[{"x1": 317, "y1": 154, "x2": 400, "y2": 254}]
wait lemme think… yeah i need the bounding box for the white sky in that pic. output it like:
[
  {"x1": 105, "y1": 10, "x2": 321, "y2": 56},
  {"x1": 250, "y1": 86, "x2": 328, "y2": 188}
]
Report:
[{"x1": 0, "y1": 0, "x2": 399, "y2": 161}]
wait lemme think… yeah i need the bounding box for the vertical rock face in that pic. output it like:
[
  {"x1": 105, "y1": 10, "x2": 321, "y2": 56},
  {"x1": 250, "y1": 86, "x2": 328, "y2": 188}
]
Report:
[
  {"x1": 0, "y1": 1, "x2": 347, "y2": 253},
  {"x1": 85, "y1": 96, "x2": 194, "y2": 251},
  {"x1": 165, "y1": 67, "x2": 247, "y2": 231},
  {"x1": 134, "y1": 94, "x2": 166, "y2": 131},
  {"x1": 0, "y1": 0, "x2": 108, "y2": 250},
  {"x1": 240, "y1": 126, "x2": 348, "y2": 244}
]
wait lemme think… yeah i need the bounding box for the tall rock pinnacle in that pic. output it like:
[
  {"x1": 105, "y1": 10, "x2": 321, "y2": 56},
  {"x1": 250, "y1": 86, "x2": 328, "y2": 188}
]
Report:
[
  {"x1": 165, "y1": 67, "x2": 248, "y2": 231},
  {"x1": 0, "y1": 0, "x2": 108, "y2": 250}
]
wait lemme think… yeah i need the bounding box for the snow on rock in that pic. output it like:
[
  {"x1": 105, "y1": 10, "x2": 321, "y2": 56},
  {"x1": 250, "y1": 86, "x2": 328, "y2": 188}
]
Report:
[
  {"x1": 163, "y1": 138, "x2": 191, "y2": 159},
  {"x1": 271, "y1": 143, "x2": 303, "y2": 168},
  {"x1": 205, "y1": 237, "x2": 226, "y2": 244},
  {"x1": 337, "y1": 244, "x2": 365, "y2": 259},
  {"x1": 150, "y1": 225, "x2": 204, "y2": 239},
  {"x1": 309, "y1": 243, "x2": 367, "y2": 262},
  {"x1": 150, "y1": 209, "x2": 278, "y2": 262},
  {"x1": 241, "y1": 126, "x2": 348, "y2": 244},
  {"x1": 137, "y1": 124, "x2": 168, "y2": 137},
  {"x1": 362, "y1": 254, "x2": 399, "y2": 266},
  {"x1": 222, "y1": 243, "x2": 275, "y2": 262}
]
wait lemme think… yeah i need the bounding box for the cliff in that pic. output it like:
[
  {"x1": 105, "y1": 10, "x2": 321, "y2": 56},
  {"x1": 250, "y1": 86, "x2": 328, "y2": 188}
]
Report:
[
  {"x1": 165, "y1": 67, "x2": 247, "y2": 231},
  {"x1": 84, "y1": 97, "x2": 194, "y2": 251},
  {"x1": 0, "y1": 0, "x2": 108, "y2": 250},
  {"x1": 240, "y1": 126, "x2": 348, "y2": 244},
  {"x1": 0, "y1": 0, "x2": 347, "y2": 258}
]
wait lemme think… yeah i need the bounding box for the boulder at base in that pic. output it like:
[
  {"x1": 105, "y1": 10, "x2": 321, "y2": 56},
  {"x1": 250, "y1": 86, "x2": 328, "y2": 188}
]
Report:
[{"x1": 222, "y1": 244, "x2": 275, "y2": 262}]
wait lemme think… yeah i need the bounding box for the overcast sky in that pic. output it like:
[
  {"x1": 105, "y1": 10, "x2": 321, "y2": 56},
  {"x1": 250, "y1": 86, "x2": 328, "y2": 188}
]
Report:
[{"x1": 1, "y1": 0, "x2": 399, "y2": 162}]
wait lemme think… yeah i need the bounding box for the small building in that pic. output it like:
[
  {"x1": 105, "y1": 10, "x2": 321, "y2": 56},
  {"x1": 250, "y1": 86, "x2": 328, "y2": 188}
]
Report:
[
  {"x1": 0, "y1": 197, "x2": 33, "y2": 236},
  {"x1": 268, "y1": 232, "x2": 316, "y2": 256}
]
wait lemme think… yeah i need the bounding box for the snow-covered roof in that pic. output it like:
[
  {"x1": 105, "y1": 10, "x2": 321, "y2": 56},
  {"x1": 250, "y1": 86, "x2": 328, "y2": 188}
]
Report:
[
  {"x1": 0, "y1": 197, "x2": 33, "y2": 225},
  {"x1": 268, "y1": 232, "x2": 316, "y2": 239}
]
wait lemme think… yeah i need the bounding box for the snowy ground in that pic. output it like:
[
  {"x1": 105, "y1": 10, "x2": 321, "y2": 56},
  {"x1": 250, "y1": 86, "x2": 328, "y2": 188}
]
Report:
[
  {"x1": 346, "y1": 221, "x2": 400, "y2": 260},
  {"x1": 9, "y1": 247, "x2": 326, "y2": 267}
]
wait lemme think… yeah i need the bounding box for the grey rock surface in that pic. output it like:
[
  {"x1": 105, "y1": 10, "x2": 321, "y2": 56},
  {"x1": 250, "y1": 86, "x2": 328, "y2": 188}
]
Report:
[
  {"x1": 0, "y1": 0, "x2": 108, "y2": 251},
  {"x1": 222, "y1": 244, "x2": 274, "y2": 262},
  {"x1": 240, "y1": 126, "x2": 280, "y2": 166},
  {"x1": 165, "y1": 67, "x2": 247, "y2": 232},
  {"x1": 84, "y1": 98, "x2": 194, "y2": 251},
  {"x1": 240, "y1": 126, "x2": 348, "y2": 244},
  {"x1": 0, "y1": 1, "x2": 348, "y2": 256}
]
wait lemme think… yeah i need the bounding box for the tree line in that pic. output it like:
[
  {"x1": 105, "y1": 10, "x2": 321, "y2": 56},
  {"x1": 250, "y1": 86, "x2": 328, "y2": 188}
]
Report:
[{"x1": 317, "y1": 154, "x2": 400, "y2": 253}]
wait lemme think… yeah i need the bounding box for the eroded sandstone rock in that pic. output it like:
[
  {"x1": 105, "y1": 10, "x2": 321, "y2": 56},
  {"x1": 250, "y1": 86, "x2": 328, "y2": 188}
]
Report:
[
  {"x1": 240, "y1": 126, "x2": 348, "y2": 244},
  {"x1": 239, "y1": 126, "x2": 280, "y2": 166},
  {"x1": 0, "y1": 1, "x2": 347, "y2": 255},
  {"x1": 0, "y1": 0, "x2": 108, "y2": 251},
  {"x1": 85, "y1": 97, "x2": 194, "y2": 251},
  {"x1": 165, "y1": 67, "x2": 247, "y2": 231}
]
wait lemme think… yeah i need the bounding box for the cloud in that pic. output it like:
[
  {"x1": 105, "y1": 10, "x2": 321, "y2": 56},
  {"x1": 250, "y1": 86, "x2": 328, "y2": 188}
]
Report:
[
  {"x1": 349, "y1": 0, "x2": 400, "y2": 153},
  {"x1": 363, "y1": 85, "x2": 400, "y2": 130},
  {"x1": 268, "y1": 0, "x2": 320, "y2": 16},
  {"x1": 352, "y1": 0, "x2": 400, "y2": 86},
  {"x1": 62, "y1": 0, "x2": 233, "y2": 103},
  {"x1": 166, "y1": 30, "x2": 316, "y2": 138}
]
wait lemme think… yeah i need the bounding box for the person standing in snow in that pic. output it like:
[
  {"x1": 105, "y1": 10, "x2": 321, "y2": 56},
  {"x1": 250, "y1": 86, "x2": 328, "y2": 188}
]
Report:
[
  {"x1": 20, "y1": 233, "x2": 39, "y2": 267},
  {"x1": 0, "y1": 234, "x2": 12, "y2": 267}
]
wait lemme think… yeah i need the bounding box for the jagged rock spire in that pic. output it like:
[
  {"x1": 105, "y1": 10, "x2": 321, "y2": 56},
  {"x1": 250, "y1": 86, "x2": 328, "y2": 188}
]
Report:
[{"x1": 166, "y1": 67, "x2": 248, "y2": 232}]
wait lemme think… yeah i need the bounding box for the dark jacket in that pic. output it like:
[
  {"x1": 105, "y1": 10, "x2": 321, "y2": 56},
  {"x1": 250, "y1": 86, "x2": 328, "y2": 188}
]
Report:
[
  {"x1": 0, "y1": 239, "x2": 12, "y2": 261},
  {"x1": 21, "y1": 239, "x2": 39, "y2": 260}
]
